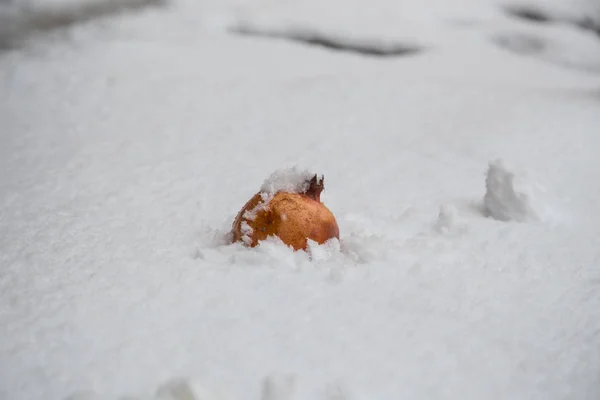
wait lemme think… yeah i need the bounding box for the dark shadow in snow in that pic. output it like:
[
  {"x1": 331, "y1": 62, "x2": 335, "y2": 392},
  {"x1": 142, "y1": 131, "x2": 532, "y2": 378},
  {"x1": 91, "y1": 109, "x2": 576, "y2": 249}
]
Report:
[
  {"x1": 504, "y1": 4, "x2": 552, "y2": 23},
  {"x1": 490, "y1": 31, "x2": 600, "y2": 74},
  {"x1": 490, "y1": 32, "x2": 546, "y2": 56},
  {"x1": 229, "y1": 24, "x2": 424, "y2": 58},
  {"x1": 0, "y1": 0, "x2": 167, "y2": 50},
  {"x1": 578, "y1": 17, "x2": 600, "y2": 37},
  {"x1": 503, "y1": 3, "x2": 600, "y2": 37}
]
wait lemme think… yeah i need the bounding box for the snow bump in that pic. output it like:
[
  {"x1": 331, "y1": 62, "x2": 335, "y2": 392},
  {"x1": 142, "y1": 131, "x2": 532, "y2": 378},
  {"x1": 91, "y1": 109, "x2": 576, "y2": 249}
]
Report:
[{"x1": 482, "y1": 159, "x2": 551, "y2": 222}]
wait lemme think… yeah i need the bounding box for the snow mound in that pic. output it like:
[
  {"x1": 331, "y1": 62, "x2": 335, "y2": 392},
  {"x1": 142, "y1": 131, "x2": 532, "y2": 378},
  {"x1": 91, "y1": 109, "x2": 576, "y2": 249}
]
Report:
[
  {"x1": 259, "y1": 166, "x2": 320, "y2": 197},
  {"x1": 483, "y1": 159, "x2": 551, "y2": 222},
  {"x1": 434, "y1": 204, "x2": 468, "y2": 235}
]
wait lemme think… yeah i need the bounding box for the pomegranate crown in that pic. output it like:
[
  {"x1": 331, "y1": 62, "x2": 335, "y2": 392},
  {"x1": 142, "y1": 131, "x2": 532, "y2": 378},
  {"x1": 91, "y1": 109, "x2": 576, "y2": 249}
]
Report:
[{"x1": 305, "y1": 174, "x2": 324, "y2": 201}]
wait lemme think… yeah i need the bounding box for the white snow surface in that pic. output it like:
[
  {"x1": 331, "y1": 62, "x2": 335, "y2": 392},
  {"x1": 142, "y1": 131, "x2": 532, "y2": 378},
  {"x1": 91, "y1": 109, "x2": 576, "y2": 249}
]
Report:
[{"x1": 1, "y1": 0, "x2": 600, "y2": 399}]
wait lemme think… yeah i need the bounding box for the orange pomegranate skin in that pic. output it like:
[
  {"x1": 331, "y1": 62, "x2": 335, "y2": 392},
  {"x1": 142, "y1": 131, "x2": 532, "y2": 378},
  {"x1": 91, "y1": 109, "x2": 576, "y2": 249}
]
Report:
[{"x1": 231, "y1": 190, "x2": 339, "y2": 251}]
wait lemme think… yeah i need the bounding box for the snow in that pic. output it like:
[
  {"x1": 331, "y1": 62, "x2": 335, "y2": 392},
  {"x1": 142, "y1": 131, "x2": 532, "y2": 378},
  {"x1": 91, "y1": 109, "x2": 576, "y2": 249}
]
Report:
[
  {"x1": 0, "y1": 0, "x2": 165, "y2": 48},
  {"x1": 490, "y1": 24, "x2": 600, "y2": 73},
  {"x1": 483, "y1": 159, "x2": 551, "y2": 222},
  {"x1": 239, "y1": 220, "x2": 254, "y2": 246},
  {"x1": 229, "y1": 21, "x2": 424, "y2": 57},
  {"x1": 503, "y1": 0, "x2": 600, "y2": 28},
  {"x1": 1, "y1": 0, "x2": 600, "y2": 399},
  {"x1": 259, "y1": 167, "x2": 319, "y2": 197}
]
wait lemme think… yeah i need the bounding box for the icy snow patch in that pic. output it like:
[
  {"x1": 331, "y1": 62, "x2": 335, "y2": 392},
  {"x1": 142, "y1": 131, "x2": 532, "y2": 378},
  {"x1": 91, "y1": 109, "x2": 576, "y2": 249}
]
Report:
[{"x1": 483, "y1": 159, "x2": 552, "y2": 222}]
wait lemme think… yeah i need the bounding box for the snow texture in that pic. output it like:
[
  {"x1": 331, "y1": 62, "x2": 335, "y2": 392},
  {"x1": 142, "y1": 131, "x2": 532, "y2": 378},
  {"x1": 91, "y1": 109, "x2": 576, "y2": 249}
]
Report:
[
  {"x1": 65, "y1": 378, "x2": 220, "y2": 400},
  {"x1": 503, "y1": 0, "x2": 600, "y2": 33},
  {"x1": 240, "y1": 220, "x2": 254, "y2": 246},
  {"x1": 0, "y1": 0, "x2": 165, "y2": 47},
  {"x1": 490, "y1": 26, "x2": 600, "y2": 73},
  {"x1": 483, "y1": 159, "x2": 550, "y2": 222},
  {"x1": 1, "y1": 0, "x2": 600, "y2": 399},
  {"x1": 259, "y1": 166, "x2": 320, "y2": 197}
]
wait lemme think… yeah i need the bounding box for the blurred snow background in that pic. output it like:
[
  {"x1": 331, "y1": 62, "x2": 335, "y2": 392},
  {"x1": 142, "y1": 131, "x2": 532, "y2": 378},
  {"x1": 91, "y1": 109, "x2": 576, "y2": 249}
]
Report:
[{"x1": 1, "y1": 0, "x2": 600, "y2": 399}]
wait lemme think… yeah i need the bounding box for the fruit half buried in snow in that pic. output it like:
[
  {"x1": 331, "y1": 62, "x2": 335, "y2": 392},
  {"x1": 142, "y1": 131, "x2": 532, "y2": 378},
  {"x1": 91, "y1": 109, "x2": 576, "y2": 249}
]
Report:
[{"x1": 231, "y1": 170, "x2": 339, "y2": 251}]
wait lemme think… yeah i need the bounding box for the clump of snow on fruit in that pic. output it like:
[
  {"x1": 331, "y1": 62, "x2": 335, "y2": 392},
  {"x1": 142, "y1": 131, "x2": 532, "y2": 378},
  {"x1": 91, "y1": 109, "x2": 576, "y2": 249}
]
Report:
[
  {"x1": 240, "y1": 221, "x2": 254, "y2": 246},
  {"x1": 259, "y1": 166, "x2": 320, "y2": 198},
  {"x1": 242, "y1": 201, "x2": 268, "y2": 222}
]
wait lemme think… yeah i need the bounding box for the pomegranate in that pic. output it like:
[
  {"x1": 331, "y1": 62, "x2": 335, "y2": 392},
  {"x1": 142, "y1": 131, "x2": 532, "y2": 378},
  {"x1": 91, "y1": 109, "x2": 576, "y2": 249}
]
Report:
[{"x1": 231, "y1": 171, "x2": 339, "y2": 251}]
